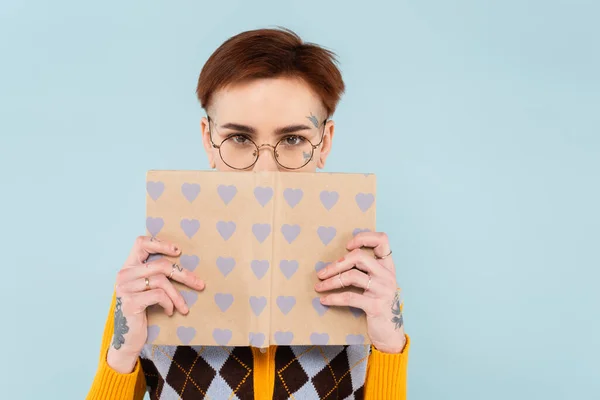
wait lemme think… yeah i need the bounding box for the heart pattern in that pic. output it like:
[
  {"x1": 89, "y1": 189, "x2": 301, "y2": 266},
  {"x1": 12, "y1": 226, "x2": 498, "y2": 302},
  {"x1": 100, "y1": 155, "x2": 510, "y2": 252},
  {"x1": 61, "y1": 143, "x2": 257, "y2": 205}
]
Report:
[
  {"x1": 252, "y1": 223, "x2": 271, "y2": 243},
  {"x1": 281, "y1": 224, "x2": 301, "y2": 244},
  {"x1": 147, "y1": 176, "x2": 375, "y2": 346},
  {"x1": 146, "y1": 217, "x2": 164, "y2": 237},
  {"x1": 317, "y1": 226, "x2": 337, "y2": 245},
  {"x1": 276, "y1": 296, "x2": 296, "y2": 315},
  {"x1": 216, "y1": 257, "x2": 235, "y2": 277},
  {"x1": 355, "y1": 193, "x2": 375, "y2": 212},
  {"x1": 283, "y1": 188, "x2": 303, "y2": 208},
  {"x1": 216, "y1": 221, "x2": 236, "y2": 240},
  {"x1": 181, "y1": 183, "x2": 201, "y2": 202},
  {"x1": 181, "y1": 219, "x2": 200, "y2": 239},
  {"x1": 214, "y1": 293, "x2": 234, "y2": 312},
  {"x1": 254, "y1": 187, "x2": 273, "y2": 207},
  {"x1": 218, "y1": 184, "x2": 237, "y2": 205},
  {"x1": 177, "y1": 326, "x2": 196, "y2": 345},
  {"x1": 279, "y1": 260, "x2": 299, "y2": 279},
  {"x1": 250, "y1": 260, "x2": 269, "y2": 279},
  {"x1": 180, "y1": 254, "x2": 199, "y2": 271},
  {"x1": 147, "y1": 325, "x2": 160, "y2": 344},
  {"x1": 147, "y1": 181, "x2": 165, "y2": 201},
  {"x1": 319, "y1": 190, "x2": 339, "y2": 210}
]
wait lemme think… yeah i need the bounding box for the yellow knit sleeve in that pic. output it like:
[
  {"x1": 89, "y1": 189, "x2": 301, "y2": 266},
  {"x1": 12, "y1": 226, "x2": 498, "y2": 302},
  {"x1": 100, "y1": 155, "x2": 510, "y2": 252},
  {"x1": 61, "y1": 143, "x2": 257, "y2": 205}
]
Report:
[
  {"x1": 364, "y1": 335, "x2": 410, "y2": 400},
  {"x1": 86, "y1": 292, "x2": 148, "y2": 400}
]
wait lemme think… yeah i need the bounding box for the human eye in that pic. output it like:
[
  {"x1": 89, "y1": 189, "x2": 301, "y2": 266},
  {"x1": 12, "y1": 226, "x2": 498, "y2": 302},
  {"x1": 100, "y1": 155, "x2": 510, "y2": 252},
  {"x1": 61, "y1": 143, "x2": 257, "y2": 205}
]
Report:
[
  {"x1": 228, "y1": 134, "x2": 252, "y2": 145},
  {"x1": 282, "y1": 135, "x2": 306, "y2": 146}
]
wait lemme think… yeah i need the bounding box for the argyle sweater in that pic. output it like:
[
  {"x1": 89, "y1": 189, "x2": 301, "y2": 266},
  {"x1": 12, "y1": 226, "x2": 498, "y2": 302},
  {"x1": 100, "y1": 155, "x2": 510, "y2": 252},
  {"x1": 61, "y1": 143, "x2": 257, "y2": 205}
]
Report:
[{"x1": 87, "y1": 294, "x2": 410, "y2": 399}]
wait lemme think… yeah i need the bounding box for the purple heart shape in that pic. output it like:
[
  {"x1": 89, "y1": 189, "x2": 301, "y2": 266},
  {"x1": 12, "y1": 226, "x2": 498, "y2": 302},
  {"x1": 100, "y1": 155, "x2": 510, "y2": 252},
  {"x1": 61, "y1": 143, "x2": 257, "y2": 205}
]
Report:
[
  {"x1": 214, "y1": 293, "x2": 234, "y2": 312},
  {"x1": 317, "y1": 226, "x2": 337, "y2": 245},
  {"x1": 177, "y1": 326, "x2": 196, "y2": 345},
  {"x1": 180, "y1": 219, "x2": 200, "y2": 239},
  {"x1": 216, "y1": 221, "x2": 236, "y2": 241},
  {"x1": 279, "y1": 260, "x2": 299, "y2": 279},
  {"x1": 146, "y1": 181, "x2": 165, "y2": 201},
  {"x1": 319, "y1": 190, "x2": 339, "y2": 210},
  {"x1": 349, "y1": 306, "x2": 364, "y2": 318},
  {"x1": 355, "y1": 193, "x2": 375, "y2": 212},
  {"x1": 216, "y1": 257, "x2": 235, "y2": 276},
  {"x1": 346, "y1": 334, "x2": 365, "y2": 345},
  {"x1": 276, "y1": 296, "x2": 296, "y2": 315},
  {"x1": 180, "y1": 254, "x2": 199, "y2": 271},
  {"x1": 146, "y1": 253, "x2": 163, "y2": 263},
  {"x1": 146, "y1": 325, "x2": 160, "y2": 344},
  {"x1": 252, "y1": 224, "x2": 271, "y2": 243},
  {"x1": 274, "y1": 331, "x2": 294, "y2": 345},
  {"x1": 310, "y1": 332, "x2": 330, "y2": 345},
  {"x1": 249, "y1": 296, "x2": 267, "y2": 316},
  {"x1": 281, "y1": 224, "x2": 301, "y2": 244},
  {"x1": 146, "y1": 217, "x2": 164, "y2": 237},
  {"x1": 254, "y1": 187, "x2": 273, "y2": 207},
  {"x1": 181, "y1": 183, "x2": 201, "y2": 202},
  {"x1": 352, "y1": 228, "x2": 371, "y2": 236},
  {"x1": 180, "y1": 290, "x2": 198, "y2": 307},
  {"x1": 312, "y1": 297, "x2": 329, "y2": 316},
  {"x1": 213, "y1": 328, "x2": 232, "y2": 345},
  {"x1": 218, "y1": 185, "x2": 237, "y2": 205},
  {"x1": 283, "y1": 188, "x2": 303, "y2": 208},
  {"x1": 314, "y1": 261, "x2": 330, "y2": 273},
  {"x1": 249, "y1": 332, "x2": 266, "y2": 347},
  {"x1": 251, "y1": 260, "x2": 269, "y2": 279}
]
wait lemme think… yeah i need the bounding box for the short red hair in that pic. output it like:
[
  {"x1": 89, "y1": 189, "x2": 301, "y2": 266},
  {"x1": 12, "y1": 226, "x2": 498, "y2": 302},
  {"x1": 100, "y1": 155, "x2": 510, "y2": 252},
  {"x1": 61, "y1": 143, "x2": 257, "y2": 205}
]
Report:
[{"x1": 196, "y1": 27, "x2": 345, "y2": 117}]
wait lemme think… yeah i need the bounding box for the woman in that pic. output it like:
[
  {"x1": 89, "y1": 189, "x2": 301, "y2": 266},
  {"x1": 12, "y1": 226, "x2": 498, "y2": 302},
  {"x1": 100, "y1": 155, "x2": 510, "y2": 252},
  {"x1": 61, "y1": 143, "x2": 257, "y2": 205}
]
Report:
[{"x1": 87, "y1": 27, "x2": 409, "y2": 400}]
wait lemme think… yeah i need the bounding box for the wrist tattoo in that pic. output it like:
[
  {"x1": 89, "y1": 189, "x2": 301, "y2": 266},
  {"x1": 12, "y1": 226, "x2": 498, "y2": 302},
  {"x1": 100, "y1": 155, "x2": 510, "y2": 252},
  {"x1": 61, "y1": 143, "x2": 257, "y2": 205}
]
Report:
[
  {"x1": 391, "y1": 290, "x2": 404, "y2": 330},
  {"x1": 113, "y1": 297, "x2": 129, "y2": 350}
]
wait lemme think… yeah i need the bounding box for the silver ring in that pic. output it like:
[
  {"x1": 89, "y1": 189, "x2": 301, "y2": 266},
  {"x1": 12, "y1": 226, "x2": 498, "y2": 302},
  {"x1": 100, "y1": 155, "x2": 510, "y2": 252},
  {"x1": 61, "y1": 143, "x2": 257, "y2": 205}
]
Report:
[
  {"x1": 145, "y1": 277, "x2": 150, "y2": 290},
  {"x1": 375, "y1": 250, "x2": 392, "y2": 260},
  {"x1": 169, "y1": 264, "x2": 176, "y2": 279},
  {"x1": 365, "y1": 275, "x2": 372, "y2": 292},
  {"x1": 337, "y1": 272, "x2": 345, "y2": 288}
]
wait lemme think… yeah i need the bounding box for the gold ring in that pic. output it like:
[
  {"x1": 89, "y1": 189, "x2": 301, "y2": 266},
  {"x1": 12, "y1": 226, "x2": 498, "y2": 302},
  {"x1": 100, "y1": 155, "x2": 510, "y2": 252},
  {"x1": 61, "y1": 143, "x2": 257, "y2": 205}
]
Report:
[
  {"x1": 145, "y1": 277, "x2": 150, "y2": 290},
  {"x1": 365, "y1": 275, "x2": 372, "y2": 292},
  {"x1": 375, "y1": 250, "x2": 392, "y2": 260}
]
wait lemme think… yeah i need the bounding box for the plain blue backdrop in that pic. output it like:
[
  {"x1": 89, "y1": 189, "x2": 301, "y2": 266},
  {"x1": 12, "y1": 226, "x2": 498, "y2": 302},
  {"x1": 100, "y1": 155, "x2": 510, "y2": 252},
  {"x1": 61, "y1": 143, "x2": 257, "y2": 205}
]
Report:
[{"x1": 0, "y1": 1, "x2": 598, "y2": 399}]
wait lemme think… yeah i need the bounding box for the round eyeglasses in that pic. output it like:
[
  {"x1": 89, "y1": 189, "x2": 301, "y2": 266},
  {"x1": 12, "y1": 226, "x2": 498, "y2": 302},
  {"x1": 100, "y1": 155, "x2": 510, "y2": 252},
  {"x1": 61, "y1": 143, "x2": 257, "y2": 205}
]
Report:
[{"x1": 207, "y1": 116, "x2": 327, "y2": 170}]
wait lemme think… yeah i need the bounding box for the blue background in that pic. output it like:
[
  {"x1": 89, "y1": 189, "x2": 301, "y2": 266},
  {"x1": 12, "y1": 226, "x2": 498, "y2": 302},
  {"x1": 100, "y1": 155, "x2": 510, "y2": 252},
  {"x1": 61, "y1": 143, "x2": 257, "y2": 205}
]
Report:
[{"x1": 0, "y1": 1, "x2": 598, "y2": 399}]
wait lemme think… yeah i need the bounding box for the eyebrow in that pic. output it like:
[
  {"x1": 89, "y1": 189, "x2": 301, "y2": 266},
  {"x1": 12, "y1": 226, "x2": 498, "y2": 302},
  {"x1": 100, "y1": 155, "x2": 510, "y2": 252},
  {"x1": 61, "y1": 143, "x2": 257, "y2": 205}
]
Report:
[{"x1": 219, "y1": 122, "x2": 314, "y2": 136}]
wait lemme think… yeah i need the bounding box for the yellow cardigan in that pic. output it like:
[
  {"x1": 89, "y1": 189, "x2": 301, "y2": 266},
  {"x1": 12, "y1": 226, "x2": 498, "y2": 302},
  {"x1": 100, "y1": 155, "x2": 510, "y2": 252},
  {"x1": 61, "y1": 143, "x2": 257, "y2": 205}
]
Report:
[{"x1": 87, "y1": 294, "x2": 409, "y2": 399}]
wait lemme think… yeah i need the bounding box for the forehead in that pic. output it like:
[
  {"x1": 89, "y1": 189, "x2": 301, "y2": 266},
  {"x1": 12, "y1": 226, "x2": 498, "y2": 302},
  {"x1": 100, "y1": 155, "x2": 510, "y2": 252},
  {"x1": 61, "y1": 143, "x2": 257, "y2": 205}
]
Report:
[{"x1": 210, "y1": 77, "x2": 324, "y2": 126}]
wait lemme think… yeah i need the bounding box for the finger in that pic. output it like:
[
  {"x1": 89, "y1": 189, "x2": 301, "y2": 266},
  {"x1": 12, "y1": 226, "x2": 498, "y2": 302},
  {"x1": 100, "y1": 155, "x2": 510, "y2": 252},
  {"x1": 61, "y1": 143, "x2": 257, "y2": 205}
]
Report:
[
  {"x1": 125, "y1": 235, "x2": 181, "y2": 266},
  {"x1": 121, "y1": 289, "x2": 174, "y2": 316},
  {"x1": 118, "y1": 258, "x2": 205, "y2": 291},
  {"x1": 118, "y1": 274, "x2": 190, "y2": 315},
  {"x1": 315, "y1": 269, "x2": 372, "y2": 292},
  {"x1": 346, "y1": 231, "x2": 392, "y2": 260},
  {"x1": 320, "y1": 291, "x2": 377, "y2": 316},
  {"x1": 317, "y1": 248, "x2": 394, "y2": 281}
]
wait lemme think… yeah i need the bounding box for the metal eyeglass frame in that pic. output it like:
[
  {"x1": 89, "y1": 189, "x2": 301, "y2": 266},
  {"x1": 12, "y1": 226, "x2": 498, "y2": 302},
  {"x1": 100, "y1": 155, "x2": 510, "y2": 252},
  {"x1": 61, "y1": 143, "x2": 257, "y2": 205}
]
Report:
[{"x1": 207, "y1": 116, "x2": 328, "y2": 170}]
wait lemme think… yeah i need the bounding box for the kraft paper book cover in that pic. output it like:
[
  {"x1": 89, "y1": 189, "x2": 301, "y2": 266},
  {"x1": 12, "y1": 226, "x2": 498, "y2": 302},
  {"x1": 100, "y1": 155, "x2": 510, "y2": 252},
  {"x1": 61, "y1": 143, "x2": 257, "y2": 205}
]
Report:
[{"x1": 145, "y1": 170, "x2": 376, "y2": 347}]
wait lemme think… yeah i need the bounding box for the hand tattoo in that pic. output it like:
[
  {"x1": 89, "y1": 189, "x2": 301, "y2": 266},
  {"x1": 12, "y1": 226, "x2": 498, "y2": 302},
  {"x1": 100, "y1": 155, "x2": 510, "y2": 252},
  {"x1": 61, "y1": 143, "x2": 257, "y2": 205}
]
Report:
[
  {"x1": 307, "y1": 112, "x2": 319, "y2": 128},
  {"x1": 391, "y1": 290, "x2": 404, "y2": 330},
  {"x1": 113, "y1": 297, "x2": 129, "y2": 350}
]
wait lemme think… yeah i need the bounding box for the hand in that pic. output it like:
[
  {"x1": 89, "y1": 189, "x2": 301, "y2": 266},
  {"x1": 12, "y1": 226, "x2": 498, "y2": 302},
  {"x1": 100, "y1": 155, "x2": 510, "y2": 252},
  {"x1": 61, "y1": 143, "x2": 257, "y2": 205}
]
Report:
[
  {"x1": 314, "y1": 231, "x2": 406, "y2": 354},
  {"x1": 106, "y1": 236, "x2": 205, "y2": 373}
]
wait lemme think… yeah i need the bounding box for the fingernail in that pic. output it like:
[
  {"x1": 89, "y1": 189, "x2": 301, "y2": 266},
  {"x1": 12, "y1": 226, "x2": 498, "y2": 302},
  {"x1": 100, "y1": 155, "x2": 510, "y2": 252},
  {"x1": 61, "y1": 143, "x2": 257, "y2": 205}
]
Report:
[
  {"x1": 314, "y1": 282, "x2": 322, "y2": 290},
  {"x1": 320, "y1": 296, "x2": 328, "y2": 303},
  {"x1": 318, "y1": 268, "x2": 327, "y2": 277},
  {"x1": 183, "y1": 305, "x2": 189, "y2": 314}
]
